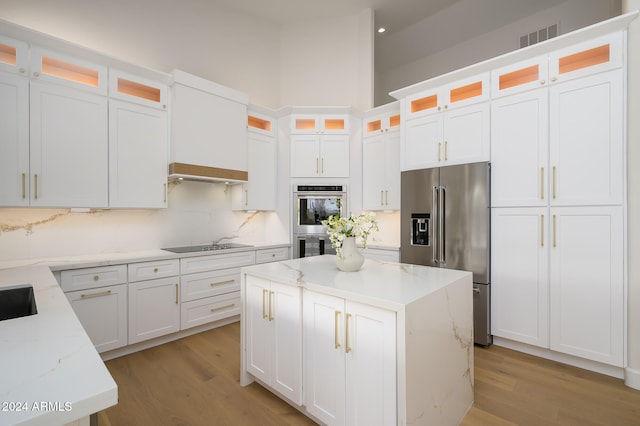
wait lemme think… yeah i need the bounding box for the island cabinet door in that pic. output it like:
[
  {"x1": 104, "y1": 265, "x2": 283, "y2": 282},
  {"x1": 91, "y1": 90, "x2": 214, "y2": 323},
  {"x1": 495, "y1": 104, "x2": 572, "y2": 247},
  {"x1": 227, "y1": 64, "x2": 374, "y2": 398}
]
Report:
[
  {"x1": 303, "y1": 290, "x2": 397, "y2": 426},
  {"x1": 245, "y1": 275, "x2": 302, "y2": 405}
]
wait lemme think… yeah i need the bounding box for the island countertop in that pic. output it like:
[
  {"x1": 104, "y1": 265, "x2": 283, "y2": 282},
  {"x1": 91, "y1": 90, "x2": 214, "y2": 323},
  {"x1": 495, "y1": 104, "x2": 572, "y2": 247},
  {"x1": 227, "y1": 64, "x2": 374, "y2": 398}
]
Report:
[
  {"x1": 240, "y1": 254, "x2": 472, "y2": 311},
  {"x1": 0, "y1": 265, "x2": 117, "y2": 426}
]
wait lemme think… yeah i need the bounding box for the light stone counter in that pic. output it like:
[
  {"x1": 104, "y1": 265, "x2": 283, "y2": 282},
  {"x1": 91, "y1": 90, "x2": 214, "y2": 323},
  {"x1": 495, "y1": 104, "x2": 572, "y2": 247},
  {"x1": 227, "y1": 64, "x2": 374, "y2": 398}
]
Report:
[
  {"x1": 240, "y1": 255, "x2": 474, "y2": 425},
  {"x1": 0, "y1": 265, "x2": 117, "y2": 426}
]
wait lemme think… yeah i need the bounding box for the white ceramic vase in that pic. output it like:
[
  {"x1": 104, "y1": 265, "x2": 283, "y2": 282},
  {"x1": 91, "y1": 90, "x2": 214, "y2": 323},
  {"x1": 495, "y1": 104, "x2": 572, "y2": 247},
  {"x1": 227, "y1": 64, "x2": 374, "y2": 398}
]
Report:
[{"x1": 336, "y1": 237, "x2": 364, "y2": 272}]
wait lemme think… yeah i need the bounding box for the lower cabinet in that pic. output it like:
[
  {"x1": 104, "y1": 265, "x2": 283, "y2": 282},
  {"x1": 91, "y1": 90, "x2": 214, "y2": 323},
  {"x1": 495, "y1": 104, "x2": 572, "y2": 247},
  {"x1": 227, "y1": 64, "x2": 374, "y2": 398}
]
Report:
[
  {"x1": 65, "y1": 283, "x2": 128, "y2": 353},
  {"x1": 128, "y1": 276, "x2": 181, "y2": 344},
  {"x1": 128, "y1": 258, "x2": 181, "y2": 344},
  {"x1": 303, "y1": 290, "x2": 396, "y2": 426},
  {"x1": 491, "y1": 206, "x2": 624, "y2": 366},
  {"x1": 245, "y1": 275, "x2": 302, "y2": 405}
]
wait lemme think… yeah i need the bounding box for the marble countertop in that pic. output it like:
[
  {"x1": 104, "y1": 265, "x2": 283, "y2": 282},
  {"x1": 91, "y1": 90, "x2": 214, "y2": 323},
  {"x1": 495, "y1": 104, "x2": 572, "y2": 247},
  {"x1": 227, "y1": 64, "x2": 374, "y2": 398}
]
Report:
[
  {"x1": 0, "y1": 265, "x2": 117, "y2": 425},
  {"x1": 241, "y1": 254, "x2": 471, "y2": 311},
  {"x1": 0, "y1": 243, "x2": 291, "y2": 271}
]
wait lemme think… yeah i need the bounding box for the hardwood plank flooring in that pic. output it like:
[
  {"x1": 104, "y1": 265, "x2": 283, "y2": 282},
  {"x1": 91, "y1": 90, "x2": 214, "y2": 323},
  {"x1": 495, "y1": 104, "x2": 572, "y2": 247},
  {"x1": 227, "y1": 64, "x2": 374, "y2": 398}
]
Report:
[{"x1": 99, "y1": 322, "x2": 640, "y2": 425}]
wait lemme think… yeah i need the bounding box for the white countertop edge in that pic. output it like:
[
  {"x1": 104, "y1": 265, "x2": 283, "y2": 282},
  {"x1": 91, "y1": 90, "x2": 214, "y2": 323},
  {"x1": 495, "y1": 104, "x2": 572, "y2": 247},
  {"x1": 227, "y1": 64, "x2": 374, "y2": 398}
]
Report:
[{"x1": 0, "y1": 243, "x2": 291, "y2": 271}]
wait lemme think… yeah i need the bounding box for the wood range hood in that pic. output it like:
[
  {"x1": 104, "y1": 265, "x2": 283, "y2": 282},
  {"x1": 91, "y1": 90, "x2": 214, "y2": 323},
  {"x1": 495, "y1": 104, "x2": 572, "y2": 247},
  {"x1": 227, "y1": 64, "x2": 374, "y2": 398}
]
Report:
[{"x1": 168, "y1": 162, "x2": 248, "y2": 184}]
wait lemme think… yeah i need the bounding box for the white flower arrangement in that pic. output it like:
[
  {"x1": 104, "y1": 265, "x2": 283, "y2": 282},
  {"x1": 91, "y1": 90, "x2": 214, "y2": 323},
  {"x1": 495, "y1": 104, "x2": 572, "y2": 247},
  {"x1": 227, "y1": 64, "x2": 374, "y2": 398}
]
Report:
[{"x1": 322, "y1": 212, "x2": 379, "y2": 257}]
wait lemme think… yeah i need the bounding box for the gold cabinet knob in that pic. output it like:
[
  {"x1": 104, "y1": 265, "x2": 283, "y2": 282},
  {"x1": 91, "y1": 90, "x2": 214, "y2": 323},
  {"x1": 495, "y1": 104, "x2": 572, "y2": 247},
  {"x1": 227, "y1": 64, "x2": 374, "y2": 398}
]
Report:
[{"x1": 93, "y1": 275, "x2": 99, "y2": 281}]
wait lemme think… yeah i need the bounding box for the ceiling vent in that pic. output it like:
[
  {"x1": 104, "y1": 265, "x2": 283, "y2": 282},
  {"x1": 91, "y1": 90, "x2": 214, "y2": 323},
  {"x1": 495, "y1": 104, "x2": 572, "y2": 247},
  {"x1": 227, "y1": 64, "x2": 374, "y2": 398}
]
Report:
[{"x1": 520, "y1": 23, "x2": 559, "y2": 48}]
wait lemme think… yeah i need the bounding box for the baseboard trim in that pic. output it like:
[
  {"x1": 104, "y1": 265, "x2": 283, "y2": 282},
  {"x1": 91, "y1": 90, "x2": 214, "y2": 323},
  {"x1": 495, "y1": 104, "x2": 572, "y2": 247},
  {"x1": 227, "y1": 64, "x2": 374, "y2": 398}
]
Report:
[
  {"x1": 624, "y1": 366, "x2": 640, "y2": 390},
  {"x1": 493, "y1": 337, "x2": 624, "y2": 379}
]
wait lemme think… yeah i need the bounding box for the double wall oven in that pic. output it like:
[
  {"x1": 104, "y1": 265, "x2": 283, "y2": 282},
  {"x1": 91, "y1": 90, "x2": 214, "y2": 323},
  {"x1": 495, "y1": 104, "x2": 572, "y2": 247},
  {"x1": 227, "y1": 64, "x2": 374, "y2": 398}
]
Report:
[{"x1": 293, "y1": 185, "x2": 346, "y2": 258}]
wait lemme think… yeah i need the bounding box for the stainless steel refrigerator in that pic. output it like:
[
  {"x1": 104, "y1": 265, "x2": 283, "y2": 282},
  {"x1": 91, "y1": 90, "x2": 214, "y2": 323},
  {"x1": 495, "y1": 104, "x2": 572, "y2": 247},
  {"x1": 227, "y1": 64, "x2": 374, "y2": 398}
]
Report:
[{"x1": 400, "y1": 162, "x2": 491, "y2": 346}]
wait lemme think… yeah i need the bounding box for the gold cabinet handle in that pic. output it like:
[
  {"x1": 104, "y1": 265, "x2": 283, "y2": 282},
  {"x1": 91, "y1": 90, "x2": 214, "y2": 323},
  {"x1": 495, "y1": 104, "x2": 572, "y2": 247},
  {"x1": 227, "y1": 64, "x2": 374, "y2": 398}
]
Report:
[
  {"x1": 552, "y1": 166, "x2": 557, "y2": 200},
  {"x1": 553, "y1": 215, "x2": 557, "y2": 248},
  {"x1": 268, "y1": 290, "x2": 274, "y2": 321},
  {"x1": 335, "y1": 310, "x2": 341, "y2": 349},
  {"x1": 245, "y1": 189, "x2": 248, "y2": 206},
  {"x1": 541, "y1": 167, "x2": 545, "y2": 200},
  {"x1": 262, "y1": 288, "x2": 268, "y2": 319},
  {"x1": 345, "y1": 313, "x2": 352, "y2": 353},
  {"x1": 164, "y1": 183, "x2": 167, "y2": 203},
  {"x1": 175, "y1": 283, "x2": 179, "y2": 304},
  {"x1": 211, "y1": 303, "x2": 235, "y2": 313},
  {"x1": 444, "y1": 141, "x2": 448, "y2": 161},
  {"x1": 34, "y1": 174, "x2": 38, "y2": 199},
  {"x1": 438, "y1": 142, "x2": 442, "y2": 161},
  {"x1": 316, "y1": 157, "x2": 319, "y2": 174},
  {"x1": 385, "y1": 190, "x2": 389, "y2": 206},
  {"x1": 541, "y1": 214, "x2": 545, "y2": 247},
  {"x1": 210, "y1": 279, "x2": 235, "y2": 287},
  {"x1": 321, "y1": 158, "x2": 324, "y2": 174},
  {"x1": 21, "y1": 173, "x2": 26, "y2": 199},
  {"x1": 80, "y1": 289, "x2": 111, "y2": 299},
  {"x1": 380, "y1": 190, "x2": 384, "y2": 206}
]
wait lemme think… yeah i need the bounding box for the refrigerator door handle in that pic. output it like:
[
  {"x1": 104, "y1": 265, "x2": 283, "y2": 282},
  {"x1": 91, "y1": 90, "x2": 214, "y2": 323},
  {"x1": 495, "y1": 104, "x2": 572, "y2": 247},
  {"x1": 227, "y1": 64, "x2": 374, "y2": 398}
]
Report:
[
  {"x1": 432, "y1": 185, "x2": 439, "y2": 264},
  {"x1": 440, "y1": 185, "x2": 446, "y2": 266}
]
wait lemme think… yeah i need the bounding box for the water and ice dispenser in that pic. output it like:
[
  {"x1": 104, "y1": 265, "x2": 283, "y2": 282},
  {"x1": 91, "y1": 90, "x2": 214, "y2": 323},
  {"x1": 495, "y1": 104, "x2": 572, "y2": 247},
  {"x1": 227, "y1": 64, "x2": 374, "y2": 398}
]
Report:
[{"x1": 410, "y1": 213, "x2": 430, "y2": 246}]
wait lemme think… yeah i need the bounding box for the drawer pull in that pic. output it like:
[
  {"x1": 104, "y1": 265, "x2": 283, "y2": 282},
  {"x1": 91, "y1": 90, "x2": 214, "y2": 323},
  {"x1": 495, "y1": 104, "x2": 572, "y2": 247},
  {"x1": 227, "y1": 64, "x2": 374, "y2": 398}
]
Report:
[
  {"x1": 210, "y1": 303, "x2": 235, "y2": 313},
  {"x1": 81, "y1": 289, "x2": 111, "y2": 299},
  {"x1": 175, "y1": 283, "x2": 179, "y2": 304},
  {"x1": 153, "y1": 268, "x2": 159, "y2": 273},
  {"x1": 210, "y1": 279, "x2": 235, "y2": 287},
  {"x1": 93, "y1": 275, "x2": 100, "y2": 281}
]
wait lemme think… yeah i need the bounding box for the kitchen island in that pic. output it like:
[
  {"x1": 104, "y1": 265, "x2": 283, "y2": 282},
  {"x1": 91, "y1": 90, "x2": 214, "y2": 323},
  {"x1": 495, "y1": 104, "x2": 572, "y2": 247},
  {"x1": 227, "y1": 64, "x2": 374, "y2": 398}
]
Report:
[
  {"x1": 0, "y1": 266, "x2": 117, "y2": 426},
  {"x1": 240, "y1": 255, "x2": 474, "y2": 426}
]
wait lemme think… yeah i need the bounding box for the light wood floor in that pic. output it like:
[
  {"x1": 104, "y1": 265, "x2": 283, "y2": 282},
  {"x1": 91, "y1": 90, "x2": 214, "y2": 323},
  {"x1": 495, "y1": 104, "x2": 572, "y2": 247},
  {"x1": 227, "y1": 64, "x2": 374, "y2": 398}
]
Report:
[{"x1": 99, "y1": 322, "x2": 640, "y2": 425}]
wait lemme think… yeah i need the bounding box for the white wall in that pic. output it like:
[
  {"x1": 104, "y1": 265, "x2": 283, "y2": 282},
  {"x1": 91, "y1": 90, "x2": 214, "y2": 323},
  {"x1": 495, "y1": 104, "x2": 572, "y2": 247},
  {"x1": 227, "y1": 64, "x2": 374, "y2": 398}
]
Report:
[
  {"x1": 279, "y1": 9, "x2": 374, "y2": 110},
  {"x1": 376, "y1": 0, "x2": 620, "y2": 105}
]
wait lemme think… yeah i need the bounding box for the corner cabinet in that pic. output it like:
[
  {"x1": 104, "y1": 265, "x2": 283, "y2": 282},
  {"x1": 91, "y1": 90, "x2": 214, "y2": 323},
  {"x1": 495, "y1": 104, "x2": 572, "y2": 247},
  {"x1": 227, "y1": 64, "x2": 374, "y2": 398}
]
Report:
[
  {"x1": 362, "y1": 105, "x2": 401, "y2": 210},
  {"x1": 303, "y1": 290, "x2": 396, "y2": 426},
  {"x1": 245, "y1": 275, "x2": 302, "y2": 404},
  {"x1": 290, "y1": 114, "x2": 350, "y2": 178}
]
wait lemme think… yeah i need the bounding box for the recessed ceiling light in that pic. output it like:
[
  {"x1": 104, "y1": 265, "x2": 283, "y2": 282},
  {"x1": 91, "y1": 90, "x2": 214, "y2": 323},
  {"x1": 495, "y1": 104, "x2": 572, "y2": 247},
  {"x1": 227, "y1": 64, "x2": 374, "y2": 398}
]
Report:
[{"x1": 377, "y1": 27, "x2": 386, "y2": 34}]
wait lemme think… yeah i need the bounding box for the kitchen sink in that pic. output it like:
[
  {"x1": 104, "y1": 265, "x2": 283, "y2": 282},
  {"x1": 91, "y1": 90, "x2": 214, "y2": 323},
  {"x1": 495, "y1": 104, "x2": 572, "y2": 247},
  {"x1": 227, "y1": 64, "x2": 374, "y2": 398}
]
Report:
[
  {"x1": 162, "y1": 243, "x2": 253, "y2": 254},
  {"x1": 0, "y1": 284, "x2": 38, "y2": 321}
]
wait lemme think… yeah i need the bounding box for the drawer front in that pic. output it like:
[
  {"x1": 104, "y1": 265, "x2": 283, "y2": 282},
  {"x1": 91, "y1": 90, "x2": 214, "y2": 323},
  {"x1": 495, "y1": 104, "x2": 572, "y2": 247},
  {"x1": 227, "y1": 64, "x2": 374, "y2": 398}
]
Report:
[
  {"x1": 181, "y1": 268, "x2": 241, "y2": 302},
  {"x1": 180, "y1": 292, "x2": 241, "y2": 330},
  {"x1": 180, "y1": 251, "x2": 256, "y2": 274},
  {"x1": 60, "y1": 265, "x2": 127, "y2": 292},
  {"x1": 255, "y1": 247, "x2": 289, "y2": 264},
  {"x1": 128, "y1": 258, "x2": 179, "y2": 282}
]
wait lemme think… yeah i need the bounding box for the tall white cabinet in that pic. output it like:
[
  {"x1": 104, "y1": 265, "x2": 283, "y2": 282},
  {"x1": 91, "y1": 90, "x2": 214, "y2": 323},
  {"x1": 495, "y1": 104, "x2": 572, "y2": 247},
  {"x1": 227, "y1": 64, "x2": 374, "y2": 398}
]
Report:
[{"x1": 490, "y1": 32, "x2": 626, "y2": 367}]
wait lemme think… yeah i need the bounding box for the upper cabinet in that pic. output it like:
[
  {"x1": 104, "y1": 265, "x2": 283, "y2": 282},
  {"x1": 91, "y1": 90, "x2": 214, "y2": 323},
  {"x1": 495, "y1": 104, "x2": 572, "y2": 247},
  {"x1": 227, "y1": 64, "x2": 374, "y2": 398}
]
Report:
[
  {"x1": 233, "y1": 109, "x2": 277, "y2": 211},
  {"x1": 362, "y1": 103, "x2": 401, "y2": 210},
  {"x1": 491, "y1": 55, "x2": 549, "y2": 98},
  {"x1": 0, "y1": 23, "x2": 170, "y2": 208},
  {"x1": 0, "y1": 34, "x2": 28, "y2": 76},
  {"x1": 170, "y1": 70, "x2": 249, "y2": 182},
  {"x1": 290, "y1": 111, "x2": 350, "y2": 178}
]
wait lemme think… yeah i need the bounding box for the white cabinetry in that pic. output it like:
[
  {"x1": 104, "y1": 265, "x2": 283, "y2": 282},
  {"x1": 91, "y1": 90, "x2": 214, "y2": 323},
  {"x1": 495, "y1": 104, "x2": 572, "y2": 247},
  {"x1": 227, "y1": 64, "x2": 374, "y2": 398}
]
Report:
[
  {"x1": 60, "y1": 265, "x2": 128, "y2": 353},
  {"x1": 0, "y1": 71, "x2": 29, "y2": 206},
  {"x1": 303, "y1": 290, "x2": 396, "y2": 426},
  {"x1": 290, "y1": 114, "x2": 349, "y2": 178},
  {"x1": 490, "y1": 32, "x2": 625, "y2": 367},
  {"x1": 128, "y1": 259, "x2": 180, "y2": 344},
  {"x1": 108, "y1": 71, "x2": 168, "y2": 208},
  {"x1": 245, "y1": 275, "x2": 302, "y2": 404},
  {"x1": 362, "y1": 104, "x2": 400, "y2": 210},
  {"x1": 401, "y1": 74, "x2": 490, "y2": 171},
  {"x1": 179, "y1": 251, "x2": 255, "y2": 330},
  {"x1": 233, "y1": 110, "x2": 277, "y2": 210},
  {"x1": 170, "y1": 69, "x2": 248, "y2": 181}
]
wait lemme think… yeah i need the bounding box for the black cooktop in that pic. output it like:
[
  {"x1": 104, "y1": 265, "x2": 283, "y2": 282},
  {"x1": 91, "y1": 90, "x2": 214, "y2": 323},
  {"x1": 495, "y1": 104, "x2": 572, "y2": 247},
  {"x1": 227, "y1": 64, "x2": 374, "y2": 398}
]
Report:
[{"x1": 162, "y1": 243, "x2": 253, "y2": 253}]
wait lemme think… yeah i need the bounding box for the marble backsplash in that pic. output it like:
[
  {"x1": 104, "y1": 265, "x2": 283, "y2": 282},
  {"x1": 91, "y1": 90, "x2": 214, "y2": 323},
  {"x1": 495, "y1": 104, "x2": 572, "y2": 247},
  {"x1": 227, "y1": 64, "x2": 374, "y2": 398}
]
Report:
[{"x1": 0, "y1": 180, "x2": 401, "y2": 262}]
